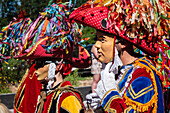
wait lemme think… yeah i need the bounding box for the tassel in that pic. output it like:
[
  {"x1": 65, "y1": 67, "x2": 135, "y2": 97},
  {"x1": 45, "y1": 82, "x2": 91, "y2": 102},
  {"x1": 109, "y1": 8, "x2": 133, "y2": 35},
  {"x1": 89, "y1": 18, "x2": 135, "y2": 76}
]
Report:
[{"x1": 37, "y1": 91, "x2": 47, "y2": 113}]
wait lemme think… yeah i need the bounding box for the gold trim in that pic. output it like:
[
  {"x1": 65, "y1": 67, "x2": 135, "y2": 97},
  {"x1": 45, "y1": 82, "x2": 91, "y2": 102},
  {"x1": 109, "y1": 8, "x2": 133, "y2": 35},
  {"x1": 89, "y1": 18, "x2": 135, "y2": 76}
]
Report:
[
  {"x1": 29, "y1": 70, "x2": 36, "y2": 79},
  {"x1": 26, "y1": 37, "x2": 48, "y2": 57},
  {"x1": 101, "y1": 89, "x2": 117, "y2": 103},
  {"x1": 124, "y1": 106, "x2": 132, "y2": 113},
  {"x1": 13, "y1": 84, "x2": 26, "y2": 112},
  {"x1": 117, "y1": 67, "x2": 132, "y2": 92},
  {"x1": 17, "y1": 69, "x2": 29, "y2": 90},
  {"x1": 123, "y1": 57, "x2": 159, "y2": 112},
  {"x1": 130, "y1": 84, "x2": 152, "y2": 96},
  {"x1": 128, "y1": 85, "x2": 153, "y2": 99},
  {"x1": 104, "y1": 95, "x2": 121, "y2": 110},
  {"x1": 124, "y1": 93, "x2": 157, "y2": 112},
  {"x1": 47, "y1": 92, "x2": 56, "y2": 113},
  {"x1": 13, "y1": 105, "x2": 23, "y2": 113},
  {"x1": 13, "y1": 68, "x2": 29, "y2": 112}
]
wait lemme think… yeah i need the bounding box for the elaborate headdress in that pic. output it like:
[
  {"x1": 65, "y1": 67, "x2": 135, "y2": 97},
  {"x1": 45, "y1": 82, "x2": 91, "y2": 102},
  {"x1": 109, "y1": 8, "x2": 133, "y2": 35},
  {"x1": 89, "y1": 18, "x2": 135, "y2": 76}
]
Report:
[
  {"x1": 0, "y1": 10, "x2": 32, "y2": 61},
  {"x1": 0, "y1": 2, "x2": 91, "y2": 69},
  {"x1": 70, "y1": 0, "x2": 170, "y2": 87}
]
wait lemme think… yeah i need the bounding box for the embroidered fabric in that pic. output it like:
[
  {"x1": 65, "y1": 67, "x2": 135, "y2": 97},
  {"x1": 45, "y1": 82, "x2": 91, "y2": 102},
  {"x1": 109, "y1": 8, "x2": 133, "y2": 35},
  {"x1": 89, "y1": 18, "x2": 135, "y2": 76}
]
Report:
[
  {"x1": 56, "y1": 91, "x2": 64, "y2": 113},
  {"x1": 118, "y1": 65, "x2": 137, "y2": 96}
]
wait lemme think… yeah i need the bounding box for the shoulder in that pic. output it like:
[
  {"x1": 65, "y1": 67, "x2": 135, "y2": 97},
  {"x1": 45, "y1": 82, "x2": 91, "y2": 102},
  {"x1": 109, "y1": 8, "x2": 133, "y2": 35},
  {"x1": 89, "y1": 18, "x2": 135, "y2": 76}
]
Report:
[
  {"x1": 131, "y1": 68, "x2": 152, "y2": 81},
  {"x1": 59, "y1": 87, "x2": 85, "y2": 113},
  {"x1": 124, "y1": 76, "x2": 155, "y2": 111}
]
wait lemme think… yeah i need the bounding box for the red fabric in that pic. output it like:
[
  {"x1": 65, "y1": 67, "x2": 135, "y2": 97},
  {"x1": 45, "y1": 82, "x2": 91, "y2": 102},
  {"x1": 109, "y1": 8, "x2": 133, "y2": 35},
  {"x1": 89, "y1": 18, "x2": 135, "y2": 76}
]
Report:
[
  {"x1": 71, "y1": 45, "x2": 91, "y2": 68},
  {"x1": 109, "y1": 98, "x2": 127, "y2": 113},
  {"x1": 42, "y1": 93, "x2": 54, "y2": 113},
  {"x1": 69, "y1": 4, "x2": 109, "y2": 33},
  {"x1": 14, "y1": 64, "x2": 42, "y2": 113},
  {"x1": 131, "y1": 68, "x2": 152, "y2": 82},
  {"x1": 15, "y1": 39, "x2": 91, "y2": 68},
  {"x1": 124, "y1": 68, "x2": 152, "y2": 97},
  {"x1": 39, "y1": 81, "x2": 85, "y2": 113},
  {"x1": 58, "y1": 81, "x2": 85, "y2": 111},
  {"x1": 60, "y1": 80, "x2": 72, "y2": 87},
  {"x1": 70, "y1": 4, "x2": 159, "y2": 56},
  {"x1": 15, "y1": 39, "x2": 72, "y2": 61},
  {"x1": 62, "y1": 63, "x2": 72, "y2": 75}
]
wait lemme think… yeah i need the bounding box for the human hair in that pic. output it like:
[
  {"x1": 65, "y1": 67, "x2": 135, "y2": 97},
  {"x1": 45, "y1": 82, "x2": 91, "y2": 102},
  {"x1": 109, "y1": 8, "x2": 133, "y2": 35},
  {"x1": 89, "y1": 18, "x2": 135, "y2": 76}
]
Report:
[{"x1": 0, "y1": 102, "x2": 10, "y2": 113}]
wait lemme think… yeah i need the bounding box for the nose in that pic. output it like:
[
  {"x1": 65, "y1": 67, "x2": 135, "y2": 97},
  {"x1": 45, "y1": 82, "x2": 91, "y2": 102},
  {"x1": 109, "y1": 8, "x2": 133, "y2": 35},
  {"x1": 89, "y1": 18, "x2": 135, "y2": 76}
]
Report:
[
  {"x1": 35, "y1": 70, "x2": 40, "y2": 76},
  {"x1": 95, "y1": 41, "x2": 101, "y2": 50}
]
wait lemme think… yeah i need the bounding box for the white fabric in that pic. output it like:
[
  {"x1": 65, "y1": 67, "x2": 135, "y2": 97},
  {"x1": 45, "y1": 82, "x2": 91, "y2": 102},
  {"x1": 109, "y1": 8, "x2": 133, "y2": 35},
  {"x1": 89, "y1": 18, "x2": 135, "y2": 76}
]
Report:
[
  {"x1": 94, "y1": 71, "x2": 117, "y2": 99},
  {"x1": 47, "y1": 63, "x2": 56, "y2": 89},
  {"x1": 86, "y1": 93, "x2": 101, "y2": 110},
  {"x1": 109, "y1": 47, "x2": 123, "y2": 74},
  {"x1": 94, "y1": 48, "x2": 123, "y2": 99}
]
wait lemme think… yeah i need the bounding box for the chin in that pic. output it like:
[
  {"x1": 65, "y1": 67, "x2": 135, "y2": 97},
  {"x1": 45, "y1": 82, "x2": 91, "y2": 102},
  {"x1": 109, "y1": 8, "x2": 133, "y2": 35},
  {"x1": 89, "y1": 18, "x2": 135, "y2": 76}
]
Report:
[
  {"x1": 37, "y1": 76, "x2": 46, "y2": 81},
  {"x1": 99, "y1": 58, "x2": 108, "y2": 63},
  {"x1": 98, "y1": 57, "x2": 103, "y2": 63},
  {"x1": 99, "y1": 57, "x2": 111, "y2": 64},
  {"x1": 37, "y1": 77, "x2": 44, "y2": 81}
]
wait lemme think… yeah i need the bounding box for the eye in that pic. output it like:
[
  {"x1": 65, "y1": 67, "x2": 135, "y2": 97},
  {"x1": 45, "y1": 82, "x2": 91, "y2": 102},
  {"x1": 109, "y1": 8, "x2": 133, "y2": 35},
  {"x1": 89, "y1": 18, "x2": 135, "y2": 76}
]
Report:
[
  {"x1": 101, "y1": 38, "x2": 105, "y2": 42},
  {"x1": 96, "y1": 35, "x2": 106, "y2": 42},
  {"x1": 99, "y1": 36, "x2": 106, "y2": 42}
]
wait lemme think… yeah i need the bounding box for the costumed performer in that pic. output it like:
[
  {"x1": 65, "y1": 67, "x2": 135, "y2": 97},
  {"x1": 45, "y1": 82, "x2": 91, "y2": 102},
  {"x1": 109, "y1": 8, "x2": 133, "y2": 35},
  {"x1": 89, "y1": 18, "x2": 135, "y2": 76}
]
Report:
[
  {"x1": 70, "y1": 0, "x2": 170, "y2": 112},
  {"x1": 0, "y1": 10, "x2": 42, "y2": 113},
  {"x1": 0, "y1": 1, "x2": 91, "y2": 113},
  {"x1": 15, "y1": 2, "x2": 91, "y2": 113}
]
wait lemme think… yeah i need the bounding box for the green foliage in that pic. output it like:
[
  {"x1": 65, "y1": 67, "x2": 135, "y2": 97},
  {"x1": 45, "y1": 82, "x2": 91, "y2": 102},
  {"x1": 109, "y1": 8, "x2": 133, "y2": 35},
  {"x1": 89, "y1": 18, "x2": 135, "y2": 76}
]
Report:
[
  {"x1": 19, "y1": 0, "x2": 49, "y2": 20},
  {"x1": 65, "y1": 69, "x2": 92, "y2": 87},
  {"x1": 75, "y1": 0, "x2": 87, "y2": 8},
  {"x1": 0, "y1": 58, "x2": 29, "y2": 91},
  {"x1": 0, "y1": 0, "x2": 49, "y2": 29},
  {"x1": 0, "y1": 0, "x2": 20, "y2": 29},
  {"x1": 82, "y1": 26, "x2": 96, "y2": 45},
  {"x1": 0, "y1": 87, "x2": 11, "y2": 94},
  {"x1": 65, "y1": 69, "x2": 80, "y2": 86}
]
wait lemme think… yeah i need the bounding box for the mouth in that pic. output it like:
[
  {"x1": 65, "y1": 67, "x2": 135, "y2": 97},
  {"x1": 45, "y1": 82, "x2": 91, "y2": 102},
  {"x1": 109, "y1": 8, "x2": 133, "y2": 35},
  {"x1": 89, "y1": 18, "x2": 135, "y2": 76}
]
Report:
[
  {"x1": 98, "y1": 54, "x2": 101, "y2": 57},
  {"x1": 97, "y1": 51, "x2": 102, "y2": 56}
]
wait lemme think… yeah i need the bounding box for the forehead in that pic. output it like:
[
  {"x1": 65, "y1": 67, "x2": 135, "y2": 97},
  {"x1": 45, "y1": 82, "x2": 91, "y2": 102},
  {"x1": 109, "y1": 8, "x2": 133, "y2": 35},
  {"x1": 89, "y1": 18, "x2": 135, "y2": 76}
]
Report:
[
  {"x1": 96, "y1": 30, "x2": 107, "y2": 37},
  {"x1": 96, "y1": 30, "x2": 114, "y2": 39}
]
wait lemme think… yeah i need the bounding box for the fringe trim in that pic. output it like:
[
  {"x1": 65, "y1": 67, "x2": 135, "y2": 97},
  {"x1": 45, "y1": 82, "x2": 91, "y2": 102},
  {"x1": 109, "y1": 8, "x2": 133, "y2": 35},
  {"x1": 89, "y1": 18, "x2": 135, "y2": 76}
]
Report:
[
  {"x1": 123, "y1": 57, "x2": 159, "y2": 112},
  {"x1": 124, "y1": 93, "x2": 157, "y2": 112}
]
